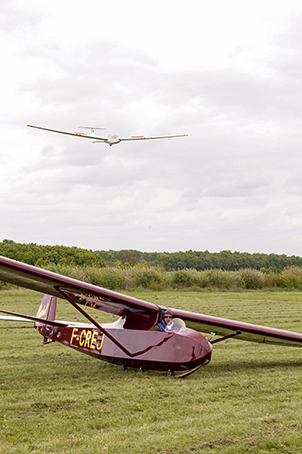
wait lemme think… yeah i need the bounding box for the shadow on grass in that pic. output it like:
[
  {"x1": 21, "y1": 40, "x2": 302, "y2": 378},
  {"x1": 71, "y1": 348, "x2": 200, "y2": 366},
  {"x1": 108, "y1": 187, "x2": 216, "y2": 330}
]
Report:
[
  {"x1": 204, "y1": 358, "x2": 302, "y2": 374},
  {"x1": 68, "y1": 356, "x2": 302, "y2": 379}
]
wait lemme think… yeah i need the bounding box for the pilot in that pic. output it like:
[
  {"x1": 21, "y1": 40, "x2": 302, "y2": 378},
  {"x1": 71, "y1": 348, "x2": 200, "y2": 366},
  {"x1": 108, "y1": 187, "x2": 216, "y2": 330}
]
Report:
[{"x1": 154, "y1": 310, "x2": 177, "y2": 331}]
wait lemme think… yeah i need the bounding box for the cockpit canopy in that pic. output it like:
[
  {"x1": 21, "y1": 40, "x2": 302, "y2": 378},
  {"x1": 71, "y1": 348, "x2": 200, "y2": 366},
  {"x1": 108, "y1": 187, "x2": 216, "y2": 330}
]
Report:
[{"x1": 173, "y1": 318, "x2": 186, "y2": 328}]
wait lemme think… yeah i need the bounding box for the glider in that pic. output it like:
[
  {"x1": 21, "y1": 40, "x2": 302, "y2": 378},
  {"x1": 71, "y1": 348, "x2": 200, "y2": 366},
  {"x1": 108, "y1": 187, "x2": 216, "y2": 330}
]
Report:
[
  {"x1": 1, "y1": 255, "x2": 302, "y2": 377},
  {"x1": 27, "y1": 125, "x2": 188, "y2": 146}
]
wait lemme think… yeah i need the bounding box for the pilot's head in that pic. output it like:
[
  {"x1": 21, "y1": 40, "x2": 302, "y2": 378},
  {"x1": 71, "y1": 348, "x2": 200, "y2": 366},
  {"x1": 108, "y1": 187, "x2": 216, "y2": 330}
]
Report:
[{"x1": 163, "y1": 309, "x2": 173, "y2": 323}]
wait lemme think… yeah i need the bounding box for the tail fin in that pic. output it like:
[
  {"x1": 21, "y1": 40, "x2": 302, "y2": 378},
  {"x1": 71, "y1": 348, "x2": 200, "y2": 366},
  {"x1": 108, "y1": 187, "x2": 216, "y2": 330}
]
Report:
[{"x1": 36, "y1": 294, "x2": 57, "y2": 321}]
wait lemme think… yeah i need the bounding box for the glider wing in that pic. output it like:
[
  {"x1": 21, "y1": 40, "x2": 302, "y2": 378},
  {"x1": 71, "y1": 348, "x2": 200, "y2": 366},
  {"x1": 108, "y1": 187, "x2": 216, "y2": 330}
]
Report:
[
  {"x1": 169, "y1": 307, "x2": 302, "y2": 347},
  {"x1": 1, "y1": 255, "x2": 302, "y2": 345},
  {"x1": 0, "y1": 256, "x2": 159, "y2": 330},
  {"x1": 27, "y1": 125, "x2": 108, "y2": 142},
  {"x1": 120, "y1": 134, "x2": 188, "y2": 142}
]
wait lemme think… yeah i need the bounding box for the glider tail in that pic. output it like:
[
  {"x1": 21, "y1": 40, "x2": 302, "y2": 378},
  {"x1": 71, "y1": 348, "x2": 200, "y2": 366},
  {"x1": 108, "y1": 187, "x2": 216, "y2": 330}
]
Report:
[
  {"x1": 35, "y1": 294, "x2": 58, "y2": 343},
  {"x1": 78, "y1": 126, "x2": 106, "y2": 144},
  {"x1": 36, "y1": 294, "x2": 57, "y2": 321}
]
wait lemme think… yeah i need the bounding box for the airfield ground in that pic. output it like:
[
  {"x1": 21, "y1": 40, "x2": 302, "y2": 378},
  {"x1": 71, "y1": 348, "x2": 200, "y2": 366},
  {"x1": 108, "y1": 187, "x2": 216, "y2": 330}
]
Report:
[{"x1": 1, "y1": 289, "x2": 302, "y2": 453}]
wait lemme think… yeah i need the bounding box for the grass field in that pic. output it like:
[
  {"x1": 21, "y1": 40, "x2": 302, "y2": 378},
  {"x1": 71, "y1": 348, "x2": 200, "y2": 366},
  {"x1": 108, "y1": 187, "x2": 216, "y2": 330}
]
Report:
[{"x1": 1, "y1": 289, "x2": 302, "y2": 453}]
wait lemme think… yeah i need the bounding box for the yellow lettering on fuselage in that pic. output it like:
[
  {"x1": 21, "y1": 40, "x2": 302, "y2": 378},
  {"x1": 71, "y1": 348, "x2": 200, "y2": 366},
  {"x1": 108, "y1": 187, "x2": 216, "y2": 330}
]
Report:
[
  {"x1": 79, "y1": 293, "x2": 108, "y2": 302},
  {"x1": 79, "y1": 329, "x2": 86, "y2": 346},
  {"x1": 90, "y1": 331, "x2": 98, "y2": 349},
  {"x1": 70, "y1": 327, "x2": 104, "y2": 352},
  {"x1": 70, "y1": 328, "x2": 79, "y2": 344},
  {"x1": 84, "y1": 331, "x2": 91, "y2": 348}
]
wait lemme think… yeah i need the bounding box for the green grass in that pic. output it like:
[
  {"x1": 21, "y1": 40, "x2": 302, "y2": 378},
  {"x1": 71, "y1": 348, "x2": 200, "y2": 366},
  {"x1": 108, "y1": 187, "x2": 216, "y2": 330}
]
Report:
[{"x1": 1, "y1": 289, "x2": 302, "y2": 453}]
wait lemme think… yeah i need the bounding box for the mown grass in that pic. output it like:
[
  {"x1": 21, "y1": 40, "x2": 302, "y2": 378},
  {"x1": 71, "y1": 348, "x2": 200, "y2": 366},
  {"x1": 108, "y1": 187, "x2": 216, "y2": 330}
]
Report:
[{"x1": 1, "y1": 289, "x2": 302, "y2": 453}]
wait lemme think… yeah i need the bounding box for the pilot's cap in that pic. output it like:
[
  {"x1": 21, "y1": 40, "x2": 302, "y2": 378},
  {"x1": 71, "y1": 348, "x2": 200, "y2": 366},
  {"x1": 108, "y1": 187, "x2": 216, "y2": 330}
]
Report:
[{"x1": 163, "y1": 309, "x2": 173, "y2": 316}]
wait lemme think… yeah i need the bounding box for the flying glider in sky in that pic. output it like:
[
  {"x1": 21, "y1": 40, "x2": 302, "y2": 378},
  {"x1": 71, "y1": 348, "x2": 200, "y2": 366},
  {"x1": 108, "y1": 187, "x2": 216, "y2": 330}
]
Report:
[
  {"x1": 1, "y1": 256, "x2": 302, "y2": 377},
  {"x1": 27, "y1": 125, "x2": 188, "y2": 146}
]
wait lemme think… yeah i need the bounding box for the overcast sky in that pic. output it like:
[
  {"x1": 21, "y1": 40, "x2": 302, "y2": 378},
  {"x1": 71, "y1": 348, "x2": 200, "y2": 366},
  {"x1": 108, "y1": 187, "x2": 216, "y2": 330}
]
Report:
[{"x1": 1, "y1": 0, "x2": 302, "y2": 255}]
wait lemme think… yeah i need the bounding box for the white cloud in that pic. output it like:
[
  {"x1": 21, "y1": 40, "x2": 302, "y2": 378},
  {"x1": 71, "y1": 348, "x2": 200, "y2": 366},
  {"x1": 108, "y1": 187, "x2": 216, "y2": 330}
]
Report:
[{"x1": 1, "y1": 1, "x2": 302, "y2": 255}]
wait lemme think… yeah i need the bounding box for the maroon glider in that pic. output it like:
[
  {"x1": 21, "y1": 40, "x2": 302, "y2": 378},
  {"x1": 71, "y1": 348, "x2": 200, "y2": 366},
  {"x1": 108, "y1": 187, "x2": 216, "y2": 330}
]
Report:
[{"x1": 1, "y1": 255, "x2": 302, "y2": 377}]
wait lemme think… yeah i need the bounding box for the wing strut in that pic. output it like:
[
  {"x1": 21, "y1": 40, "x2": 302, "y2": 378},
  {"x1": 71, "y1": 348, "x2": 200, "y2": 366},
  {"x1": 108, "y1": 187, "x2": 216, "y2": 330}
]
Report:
[
  {"x1": 58, "y1": 288, "x2": 134, "y2": 357},
  {"x1": 210, "y1": 332, "x2": 241, "y2": 345}
]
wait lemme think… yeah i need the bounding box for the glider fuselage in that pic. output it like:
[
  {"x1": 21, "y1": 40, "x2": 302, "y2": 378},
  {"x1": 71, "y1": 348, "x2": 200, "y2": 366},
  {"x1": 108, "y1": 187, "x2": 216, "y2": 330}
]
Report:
[{"x1": 35, "y1": 320, "x2": 213, "y2": 372}]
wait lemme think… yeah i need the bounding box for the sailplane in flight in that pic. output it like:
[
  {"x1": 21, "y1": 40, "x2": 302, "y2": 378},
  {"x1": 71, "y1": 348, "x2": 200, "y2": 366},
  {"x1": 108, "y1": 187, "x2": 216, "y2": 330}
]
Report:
[{"x1": 27, "y1": 125, "x2": 188, "y2": 146}]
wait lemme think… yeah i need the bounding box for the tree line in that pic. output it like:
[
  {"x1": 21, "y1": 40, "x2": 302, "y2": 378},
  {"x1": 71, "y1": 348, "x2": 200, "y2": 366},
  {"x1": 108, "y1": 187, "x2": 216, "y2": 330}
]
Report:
[
  {"x1": 1, "y1": 240, "x2": 302, "y2": 272},
  {"x1": 97, "y1": 248, "x2": 302, "y2": 272},
  {"x1": 0, "y1": 239, "x2": 105, "y2": 268}
]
